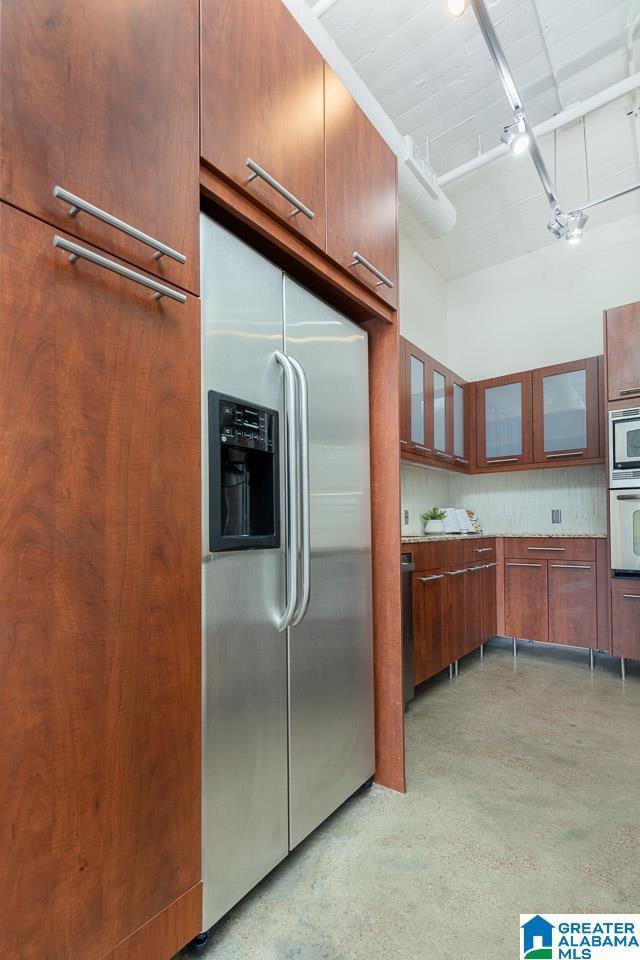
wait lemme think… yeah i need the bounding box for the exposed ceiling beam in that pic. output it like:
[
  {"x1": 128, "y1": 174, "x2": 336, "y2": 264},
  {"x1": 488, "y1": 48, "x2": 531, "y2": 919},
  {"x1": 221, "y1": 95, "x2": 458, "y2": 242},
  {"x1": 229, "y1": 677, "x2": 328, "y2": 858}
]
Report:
[{"x1": 438, "y1": 71, "x2": 640, "y2": 187}]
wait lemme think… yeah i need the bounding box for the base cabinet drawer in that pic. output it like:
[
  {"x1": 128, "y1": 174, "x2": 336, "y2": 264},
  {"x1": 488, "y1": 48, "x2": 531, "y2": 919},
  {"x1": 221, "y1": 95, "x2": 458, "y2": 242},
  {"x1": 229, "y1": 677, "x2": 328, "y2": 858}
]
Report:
[
  {"x1": 504, "y1": 537, "x2": 595, "y2": 562},
  {"x1": 548, "y1": 563, "x2": 597, "y2": 647},
  {"x1": 611, "y1": 584, "x2": 640, "y2": 659},
  {"x1": 505, "y1": 561, "x2": 548, "y2": 642}
]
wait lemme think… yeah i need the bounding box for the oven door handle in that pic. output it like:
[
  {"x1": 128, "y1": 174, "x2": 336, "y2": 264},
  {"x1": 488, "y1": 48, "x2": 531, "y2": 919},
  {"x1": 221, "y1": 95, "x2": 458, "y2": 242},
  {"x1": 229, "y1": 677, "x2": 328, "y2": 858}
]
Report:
[
  {"x1": 616, "y1": 494, "x2": 640, "y2": 501},
  {"x1": 275, "y1": 351, "x2": 299, "y2": 632}
]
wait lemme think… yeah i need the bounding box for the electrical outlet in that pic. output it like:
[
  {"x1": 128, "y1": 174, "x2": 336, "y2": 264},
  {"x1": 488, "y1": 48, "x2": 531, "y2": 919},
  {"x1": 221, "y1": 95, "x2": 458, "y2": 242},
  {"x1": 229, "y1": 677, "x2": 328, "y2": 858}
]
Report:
[
  {"x1": 552, "y1": 509, "x2": 562, "y2": 524},
  {"x1": 403, "y1": 510, "x2": 409, "y2": 526}
]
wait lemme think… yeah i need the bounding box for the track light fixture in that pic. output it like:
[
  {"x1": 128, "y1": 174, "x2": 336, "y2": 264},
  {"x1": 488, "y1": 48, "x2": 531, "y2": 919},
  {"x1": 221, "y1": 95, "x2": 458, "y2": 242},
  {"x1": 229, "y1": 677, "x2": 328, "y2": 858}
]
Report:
[
  {"x1": 447, "y1": 0, "x2": 467, "y2": 16},
  {"x1": 501, "y1": 113, "x2": 530, "y2": 155},
  {"x1": 566, "y1": 212, "x2": 588, "y2": 245}
]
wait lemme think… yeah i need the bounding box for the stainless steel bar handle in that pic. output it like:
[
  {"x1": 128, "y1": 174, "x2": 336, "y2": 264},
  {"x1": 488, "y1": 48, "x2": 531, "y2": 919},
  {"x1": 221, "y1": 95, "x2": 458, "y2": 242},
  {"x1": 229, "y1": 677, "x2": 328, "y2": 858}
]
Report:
[
  {"x1": 289, "y1": 356, "x2": 311, "y2": 627},
  {"x1": 419, "y1": 574, "x2": 444, "y2": 582},
  {"x1": 549, "y1": 564, "x2": 592, "y2": 570},
  {"x1": 620, "y1": 387, "x2": 640, "y2": 395},
  {"x1": 527, "y1": 546, "x2": 565, "y2": 551},
  {"x1": 545, "y1": 451, "x2": 583, "y2": 459},
  {"x1": 487, "y1": 457, "x2": 519, "y2": 464},
  {"x1": 506, "y1": 562, "x2": 543, "y2": 567},
  {"x1": 474, "y1": 547, "x2": 493, "y2": 553},
  {"x1": 623, "y1": 594, "x2": 640, "y2": 599},
  {"x1": 53, "y1": 235, "x2": 187, "y2": 303},
  {"x1": 349, "y1": 251, "x2": 394, "y2": 289},
  {"x1": 413, "y1": 444, "x2": 432, "y2": 452},
  {"x1": 275, "y1": 351, "x2": 300, "y2": 632},
  {"x1": 448, "y1": 569, "x2": 468, "y2": 576},
  {"x1": 617, "y1": 494, "x2": 640, "y2": 501},
  {"x1": 245, "y1": 159, "x2": 315, "y2": 220},
  {"x1": 53, "y1": 186, "x2": 186, "y2": 264}
]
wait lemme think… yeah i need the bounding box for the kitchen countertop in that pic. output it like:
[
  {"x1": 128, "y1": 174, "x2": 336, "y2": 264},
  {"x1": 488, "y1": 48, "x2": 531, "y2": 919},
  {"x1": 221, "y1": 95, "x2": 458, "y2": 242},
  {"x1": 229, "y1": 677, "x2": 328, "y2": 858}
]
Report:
[{"x1": 401, "y1": 532, "x2": 607, "y2": 544}]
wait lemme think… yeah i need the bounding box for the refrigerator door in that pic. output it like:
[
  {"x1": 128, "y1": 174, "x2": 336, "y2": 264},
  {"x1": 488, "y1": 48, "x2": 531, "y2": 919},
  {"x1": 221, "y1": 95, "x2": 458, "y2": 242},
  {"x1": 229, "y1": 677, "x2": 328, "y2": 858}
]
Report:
[
  {"x1": 284, "y1": 278, "x2": 374, "y2": 849},
  {"x1": 201, "y1": 215, "x2": 289, "y2": 929}
]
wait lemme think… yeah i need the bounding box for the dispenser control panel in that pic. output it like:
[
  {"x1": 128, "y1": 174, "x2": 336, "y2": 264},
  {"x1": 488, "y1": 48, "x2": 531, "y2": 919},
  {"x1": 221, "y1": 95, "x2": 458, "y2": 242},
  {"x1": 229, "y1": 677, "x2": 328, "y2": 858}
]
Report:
[{"x1": 219, "y1": 399, "x2": 274, "y2": 452}]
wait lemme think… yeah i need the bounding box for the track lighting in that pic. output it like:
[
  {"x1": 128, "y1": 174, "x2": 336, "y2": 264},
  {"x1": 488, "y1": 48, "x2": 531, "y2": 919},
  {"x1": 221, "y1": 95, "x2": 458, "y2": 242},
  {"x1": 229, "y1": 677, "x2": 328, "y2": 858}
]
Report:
[
  {"x1": 501, "y1": 114, "x2": 530, "y2": 155},
  {"x1": 566, "y1": 212, "x2": 588, "y2": 245},
  {"x1": 447, "y1": 0, "x2": 467, "y2": 16}
]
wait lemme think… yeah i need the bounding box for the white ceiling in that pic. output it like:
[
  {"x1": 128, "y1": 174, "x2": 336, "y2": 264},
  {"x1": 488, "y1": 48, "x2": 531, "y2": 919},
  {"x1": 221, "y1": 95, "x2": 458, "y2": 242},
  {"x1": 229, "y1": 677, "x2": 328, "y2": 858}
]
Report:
[{"x1": 307, "y1": 0, "x2": 640, "y2": 277}]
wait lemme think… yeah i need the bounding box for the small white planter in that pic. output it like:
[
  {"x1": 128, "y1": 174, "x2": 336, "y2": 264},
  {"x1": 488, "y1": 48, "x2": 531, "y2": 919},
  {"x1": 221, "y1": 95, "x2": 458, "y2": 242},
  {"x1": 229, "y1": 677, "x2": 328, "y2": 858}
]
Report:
[{"x1": 424, "y1": 519, "x2": 445, "y2": 535}]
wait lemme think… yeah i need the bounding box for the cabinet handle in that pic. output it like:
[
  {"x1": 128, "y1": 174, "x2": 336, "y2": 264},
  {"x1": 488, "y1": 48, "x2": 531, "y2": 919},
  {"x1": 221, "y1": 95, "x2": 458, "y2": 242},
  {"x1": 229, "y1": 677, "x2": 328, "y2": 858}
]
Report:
[
  {"x1": 53, "y1": 186, "x2": 186, "y2": 264},
  {"x1": 474, "y1": 547, "x2": 493, "y2": 553},
  {"x1": 400, "y1": 440, "x2": 408, "y2": 445},
  {"x1": 506, "y1": 562, "x2": 543, "y2": 567},
  {"x1": 549, "y1": 564, "x2": 592, "y2": 570},
  {"x1": 484, "y1": 562, "x2": 497, "y2": 568},
  {"x1": 620, "y1": 387, "x2": 640, "y2": 395},
  {"x1": 545, "y1": 451, "x2": 583, "y2": 459},
  {"x1": 53, "y1": 235, "x2": 187, "y2": 303},
  {"x1": 527, "y1": 546, "x2": 565, "y2": 552},
  {"x1": 419, "y1": 574, "x2": 444, "y2": 582},
  {"x1": 487, "y1": 457, "x2": 519, "y2": 464},
  {"x1": 413, "y1": 443, "x2": 432, "y2": 452},
  {"x1": 622, "y1": 594, "x2": 640, "y2": 599},
  {"x1": 349, "y1": 251, "x2": 394, "y2": 289},
  {"x1": 435, "y1": 450, "x2": 453, "y2": 460},
  {"x1": 245, "y1": 158, "x2": 315, "y2": 220},
  {"x1": 455, "y1": 457, "x2": 470, "y2": 464},
  {"x1": 616, "y1": 494, "x2": 640, "y2": 501},
  {"x1": 448, "y1": 569, "x2": 468, "y2": 576},
  {"x1": 468, "y1": 565, "x2": 483, "y2": 572}
]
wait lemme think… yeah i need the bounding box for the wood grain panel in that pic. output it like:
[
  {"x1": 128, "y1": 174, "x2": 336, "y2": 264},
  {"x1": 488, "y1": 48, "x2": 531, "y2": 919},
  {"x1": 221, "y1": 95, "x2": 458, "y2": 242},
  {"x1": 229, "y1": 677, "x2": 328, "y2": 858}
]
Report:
[
  {"x1": 504, "y1": 560, "x2": 548, "y2": 642},
  {"x1": 481, "y1": 562, "x2": 498, "y2": 642},
  {"x1": 201, "y1": 0, "x2": 325, "y2": 250},
  {"x1": 495, "y1": 537, "x2": 506, "y2": 636},
  {"x1": 532, "y1": 357, "x2": 600, "y2": 463},
  {"x1": 504, "y1": 537, "x2": 596, "y2": 562},
  {"x1": 100, "y1": 884, "x2": 202, "y2": 960},
  {"x1": 596, "y1": 538, "x2": 611, "y2": 653},
  {"x1": 611, "y1": 582, "x2": 640, "y2": 659},
  {"x1": 325, "y1": 65, "x2": 398, "y2": 309},
  {"x1": 412, "y1": 572, "x2": 445, "y2": 685},
  {"x1": 362, "y1": 317, "x2": 404, "y2": 792},
  {"x1": 0, "y1": 0, "x2": 199, "y2": 294},
  {"x1": 443, "y1": 569, "x2": 467, "y2": 663},
  {"x1": 0, "y1": 203, "x2": 200, "y2": 959},
  {"x1": 464, "y1": 565, "x2": 483, "y2": 656},
  {"x1": 605, "y1": 301, "x2": 640, "y2": 401},
  {"x1": 548, "y1": 563, "x2": 597, "y2": 647}
]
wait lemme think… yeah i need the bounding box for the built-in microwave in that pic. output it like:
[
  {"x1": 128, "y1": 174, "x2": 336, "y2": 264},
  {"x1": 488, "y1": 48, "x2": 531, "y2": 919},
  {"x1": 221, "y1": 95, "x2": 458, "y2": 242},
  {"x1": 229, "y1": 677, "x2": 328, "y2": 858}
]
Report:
[
  {"x1": 610, "y1": 489, "x2": 640, "y2": 576},
  {"x1": 609, "y1": 408, "x2": 640, "y2": 488}
]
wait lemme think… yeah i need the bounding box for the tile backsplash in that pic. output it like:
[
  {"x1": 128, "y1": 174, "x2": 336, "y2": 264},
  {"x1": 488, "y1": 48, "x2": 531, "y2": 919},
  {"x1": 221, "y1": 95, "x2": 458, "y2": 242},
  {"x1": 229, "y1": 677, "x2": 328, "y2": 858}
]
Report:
[{"x1": 401, "y1": 462, "x2": 607, "y2": 537}]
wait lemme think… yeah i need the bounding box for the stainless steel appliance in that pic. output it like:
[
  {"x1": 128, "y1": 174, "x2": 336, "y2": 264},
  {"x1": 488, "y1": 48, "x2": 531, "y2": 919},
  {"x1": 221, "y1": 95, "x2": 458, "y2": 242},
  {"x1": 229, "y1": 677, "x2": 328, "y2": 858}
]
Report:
[
  {"x1": 609, "y1": 407, "x2": 640, "y2": 488},
  {"x1": 200, "y1": 214, "x2": 374, "y2": 932},
  {"x1": 610, "y1": 489, "x2": 640, "y2": 576},
  {"x1": 401, "y1": 553, "x2": 415, "y2": 707}
]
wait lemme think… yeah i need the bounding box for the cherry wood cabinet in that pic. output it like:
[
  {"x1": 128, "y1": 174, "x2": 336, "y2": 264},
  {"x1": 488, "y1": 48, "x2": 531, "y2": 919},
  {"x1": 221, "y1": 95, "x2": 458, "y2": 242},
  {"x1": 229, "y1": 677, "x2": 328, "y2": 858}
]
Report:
[
  {"x1": 0, "y1": 203, "x2": 201, "y2": 959},
  {"x1": 532, "y1": 357, "x2": 600, "y2": 464},
  {"x1": 444, "y1": 568, "x2": 468, "y2": 664},
  {"x1": 402, "y1": 338, "x2": 431, "y2": 457},
  {"x1": 201, "y1": 0, "x2": 325, "y2": 251},
  {"x1": 0, "y1": 0, "x2": 199, "y2": 295},
  {"x1": 464, "y1": 565, "x2": 483, "y2": 656},
  {"x1": 504, "y1": 560, "x2": 548, "y2": 642},
  {"x1": 413, "y1": 571, "x2": 445, "y2": 684},
  {"x1": 325, "y1": 65, "x2": 398, "y2": 309},
  {"x1": 611, "y1": 582, "x2": 640, "y2": 659},
  {"x1": 480, "y1": 562, "x2": 498, "y2": 644},
  {"x1": 476, "y1": 372, "x2": 533, "y2": 469},
  {"x1": 605, "y1": 301, "x2": 640, "y2": 402},
  {"x1": 548, "y1": 562, "x2": 597, "y2": 647}
]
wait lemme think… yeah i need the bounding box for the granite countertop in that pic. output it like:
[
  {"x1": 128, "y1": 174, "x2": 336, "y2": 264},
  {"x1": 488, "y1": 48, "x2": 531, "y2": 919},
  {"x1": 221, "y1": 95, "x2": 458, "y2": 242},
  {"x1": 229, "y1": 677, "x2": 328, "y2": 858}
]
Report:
[{"x1": 401, "y1": 532, "x2": 607, "y2": 544}]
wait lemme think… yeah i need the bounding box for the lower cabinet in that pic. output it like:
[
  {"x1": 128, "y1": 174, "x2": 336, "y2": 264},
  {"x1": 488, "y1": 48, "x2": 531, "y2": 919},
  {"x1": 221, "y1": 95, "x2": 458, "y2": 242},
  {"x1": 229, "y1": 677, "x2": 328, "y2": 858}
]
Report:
[
  {"x1": 481, "y1": 561, "x2": 498, "y2": 643},
  {"x1": 413, "y1": 571, "x2": 445, "y2": 684},
  {"x1": 611, "y1": 584, "x2": 640, "y2": 659},
  {"x1": 505, "y1": 560, "x2": 549, "y2": 642},
  {"x1": 444, "y1": 567, "x2": 468, "y2": 664},
  {"x1": 548, "y1": 562, "x2": 597, "y2": 647},
  {"x1": 464, "y1": 564, "x2": 483, "y2": 656}
]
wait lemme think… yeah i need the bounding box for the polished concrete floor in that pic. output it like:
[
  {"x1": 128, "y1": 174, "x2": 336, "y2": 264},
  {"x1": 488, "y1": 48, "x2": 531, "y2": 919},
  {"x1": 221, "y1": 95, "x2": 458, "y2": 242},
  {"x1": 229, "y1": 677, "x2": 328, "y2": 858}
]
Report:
[{"x1": 178, "y1": 641, "x2": 640, "y2": 960}]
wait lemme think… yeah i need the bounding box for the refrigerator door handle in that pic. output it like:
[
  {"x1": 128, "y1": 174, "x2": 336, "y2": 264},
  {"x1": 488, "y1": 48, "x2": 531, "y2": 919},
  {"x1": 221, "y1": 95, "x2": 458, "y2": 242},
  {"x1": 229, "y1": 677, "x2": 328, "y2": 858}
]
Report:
[
  {"x1": 275, "y1": 351, "x2": 299, "y2": 632},
  {"x1": 289, "y1": 355, "x2": 311, "y2": 625}
]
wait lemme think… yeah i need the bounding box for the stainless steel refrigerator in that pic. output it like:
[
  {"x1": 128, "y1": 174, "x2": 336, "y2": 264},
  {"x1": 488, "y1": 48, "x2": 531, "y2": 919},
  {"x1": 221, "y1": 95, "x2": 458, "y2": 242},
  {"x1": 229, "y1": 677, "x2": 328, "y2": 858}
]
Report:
[{"x1": 200, "y1": 213, "x2": 374, "y2": 931}]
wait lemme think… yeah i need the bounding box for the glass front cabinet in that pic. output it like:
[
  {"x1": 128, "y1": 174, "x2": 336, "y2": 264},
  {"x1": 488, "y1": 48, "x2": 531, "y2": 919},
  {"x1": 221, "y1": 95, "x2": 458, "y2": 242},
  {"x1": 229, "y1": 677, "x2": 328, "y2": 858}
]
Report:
[
  {"x1": 532, "y1": 358, "x2": 600, "y2": 463},
  {"x1": 476, "y1": 372, "x2": 533, "y2": 468}
]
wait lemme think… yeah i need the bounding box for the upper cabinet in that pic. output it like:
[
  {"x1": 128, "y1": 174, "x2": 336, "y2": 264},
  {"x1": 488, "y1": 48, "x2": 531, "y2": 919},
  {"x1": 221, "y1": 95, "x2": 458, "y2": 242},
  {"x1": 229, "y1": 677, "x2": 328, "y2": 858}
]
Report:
[
  {"x1": 201, "y1": 0, "x2": 326, "y2": 251},
  {"x1": 401, "y1": 338, "x2": 431, "y2": 457},
  {"x1": 476, "y1": 372, "x2": 533, "y2": 469},
  {"x1": 532, "y1": 357, "x2": 600, "y2": 463},
  {"x1": 325, "y1": 66, "x2": 398, "y2": 309},
  {"x1": 0, "y1": 0, "x2": 200, "y2": 294},
  {"x1": 605, "y1": 302, "x2": 640, "y2": 402}
]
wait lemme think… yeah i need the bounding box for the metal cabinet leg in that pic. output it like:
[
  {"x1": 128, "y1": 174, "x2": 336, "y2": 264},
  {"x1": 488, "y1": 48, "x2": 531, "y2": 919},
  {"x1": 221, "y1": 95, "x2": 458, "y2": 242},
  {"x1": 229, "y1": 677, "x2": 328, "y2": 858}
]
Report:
[
  {"x1": 512, "y1": 637, "x2": 517, "y2": 657},
  {"x1": 480, "y1": 643, "x2": 484, "y2": 660},
  {"x1": 454, "y1": 659, "x2": 459, "y2": 676},
  {"x1": 621, "y1": 657, "x2": 626, "y2": 680},
  {"x1": 589, "y1": 648, "x2": 594, "y2": 670},
  {"x1": 449, "y1": 663, "x2": 454, "y2": 680}
]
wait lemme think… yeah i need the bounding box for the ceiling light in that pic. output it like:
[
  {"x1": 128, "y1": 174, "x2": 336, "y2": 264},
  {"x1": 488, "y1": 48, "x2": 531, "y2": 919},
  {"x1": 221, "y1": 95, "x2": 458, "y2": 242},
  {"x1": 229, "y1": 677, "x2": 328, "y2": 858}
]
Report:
[
  {"x1": 566, "y1": 212, "x2": 588, "y2": 245},
  {"x1": 447, "y1": 0, "x2": 467, "y2": 16},
  {"x1": 501, "y1": 114, "x2": 530, "y2": 156}
]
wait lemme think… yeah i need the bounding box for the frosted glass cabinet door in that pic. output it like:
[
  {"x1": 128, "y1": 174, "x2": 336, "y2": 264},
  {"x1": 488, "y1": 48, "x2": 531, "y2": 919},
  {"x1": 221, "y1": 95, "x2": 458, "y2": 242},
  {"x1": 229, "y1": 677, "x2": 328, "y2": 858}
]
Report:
[
  {"x1": 453, "y1": 381, "x2": 465, "y2": 461},
  {"x1": 410, "y1": 355, "x2": 426, "y2": 449},
  {"x1": 433, "y1": 369, "x2": 446, "y2": 452},
  {"x1": 477, "y1": 372, "x2": 533, "y2": 467},
  {"x1": 532, "y1": 358, "x2": 599, "y2": 462}
]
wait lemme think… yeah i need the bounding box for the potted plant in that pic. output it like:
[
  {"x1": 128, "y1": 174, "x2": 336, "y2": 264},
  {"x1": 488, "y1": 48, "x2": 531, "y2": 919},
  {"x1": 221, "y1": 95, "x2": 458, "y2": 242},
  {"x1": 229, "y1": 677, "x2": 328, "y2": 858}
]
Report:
[{"x1": 421, "y1": 507, "x2": 447, "y2": 535}]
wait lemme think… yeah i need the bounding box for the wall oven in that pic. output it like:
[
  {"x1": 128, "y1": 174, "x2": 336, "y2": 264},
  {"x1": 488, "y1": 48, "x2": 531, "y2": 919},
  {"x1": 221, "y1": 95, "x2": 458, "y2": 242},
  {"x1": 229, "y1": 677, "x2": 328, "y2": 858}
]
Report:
[
  {"x1": 610, "y1": 489, "x2": 640, "y2": 576},
  {"x1": 609, "y1": 407, "x2": 640, "y2": 487}
]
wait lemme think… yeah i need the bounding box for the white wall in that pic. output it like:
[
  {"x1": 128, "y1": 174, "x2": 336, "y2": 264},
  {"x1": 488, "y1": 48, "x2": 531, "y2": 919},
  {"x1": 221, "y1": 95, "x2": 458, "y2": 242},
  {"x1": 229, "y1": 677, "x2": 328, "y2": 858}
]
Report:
[
  {"x1": 446, "y1": 215, "x2": 640, "y2": 381},
  {"x1": 399, "y1": 226, "x2": 447, "y2": 362}
]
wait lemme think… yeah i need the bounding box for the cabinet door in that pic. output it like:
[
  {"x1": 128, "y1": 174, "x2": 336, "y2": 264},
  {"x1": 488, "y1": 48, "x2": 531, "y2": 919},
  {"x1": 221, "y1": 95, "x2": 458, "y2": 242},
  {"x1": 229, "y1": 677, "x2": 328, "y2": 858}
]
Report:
[
  {"x1": 452, "y1": 375, "x2": 470, "y2": 468},
  {"x1": 399, "y1": 337, "x2": 410, "y2": 451},
  {"x1": 532, "y1": 358, "x2": 600, "y2": 463},
  {"x1": 548, "y1": 563, "x2": 597, "y2": 647},
  {"x1": 504, "y1": 560, "x2": 548, "y2": 641},
  {"x1": 406, "y1": 342, "x2": 431, "y2": 457},
  {"x1": 0, "y1": 203, "x2": 200, "y2": 959},
  {"x1": 0, "y1": 0, "x2": 199, "y2": 294},
  {"x1": 476, "y1": 372, "x2": 533, "y2": 469},
  {"x1": 201, "y1": 0, "x2": 325, "y2": 250},
  {"x1": 413, "y1": 572, "x2": 445, "y2": 684},
  {"x1": 430, "y1": 357, "x2": 454, "y2": 465},
  {"x1": 464, "y1": 565, "x2": 483, "y2": 656},
  {"x1": 611, "y1": 584, "x2": 640, "y2": 658},
  {"x1": 481, "y1": 563, "x2": 498, "y2": 644},
  {"x1": 325, "y1": 65, "x2": 398, "y2": 309},
  {"x1": 443, "y1": 569, "x2": 467, "y2": 663},
  {"x1": 605, "y1": 302, "x2": 640, "y2": 402}
]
